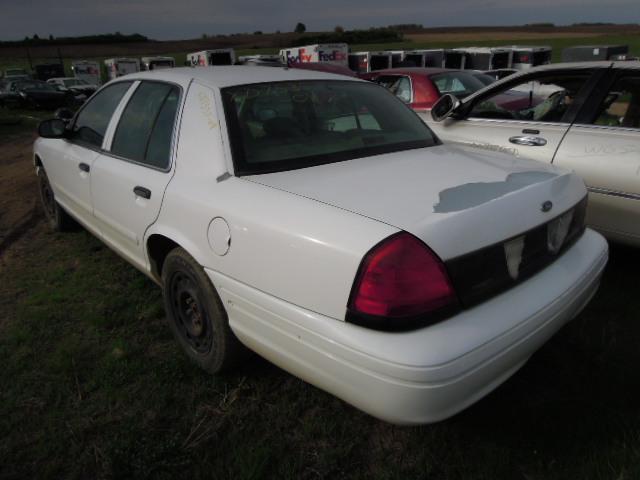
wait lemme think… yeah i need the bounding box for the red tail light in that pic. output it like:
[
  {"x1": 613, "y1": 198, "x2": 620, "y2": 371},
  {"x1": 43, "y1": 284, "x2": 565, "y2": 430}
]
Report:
[{"x1": 348, "y1": 233, "x2": 458, "y2": 329}]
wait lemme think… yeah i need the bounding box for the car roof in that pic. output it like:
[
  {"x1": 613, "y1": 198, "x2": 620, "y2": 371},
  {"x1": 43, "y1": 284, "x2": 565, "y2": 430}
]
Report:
[{"x1": 117, "y1": 66, "x2": 364, "y2": 90}]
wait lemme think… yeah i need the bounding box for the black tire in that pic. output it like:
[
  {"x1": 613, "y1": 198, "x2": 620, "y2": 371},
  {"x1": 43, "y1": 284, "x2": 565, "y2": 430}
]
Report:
[
  {"x1": 37, "y1": 167, "x2": 74, "y2": 232},
  {"x1": 162, "y1": 247, "x2": 247, "y2": 373}
]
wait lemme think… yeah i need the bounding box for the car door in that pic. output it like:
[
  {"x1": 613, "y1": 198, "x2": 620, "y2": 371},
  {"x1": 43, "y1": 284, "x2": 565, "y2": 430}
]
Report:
[
  {"x1": 428, "y1": 67, "x2": 605, "y2": 164},
  {"x1": 90, "y1": 80, "x2": 182, "y2": 270},
  {"x1": 44, "y1": 81, "x2": 133, "y2": 229},
  {"x1": 553, "y1": 65, "x2": 640, "y2": 245}
]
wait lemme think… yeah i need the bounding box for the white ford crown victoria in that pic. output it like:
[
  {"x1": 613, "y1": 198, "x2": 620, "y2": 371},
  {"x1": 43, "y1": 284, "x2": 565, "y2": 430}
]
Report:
[{"x1": 34, "y1": 67, "x2": 608, "y2": 424}]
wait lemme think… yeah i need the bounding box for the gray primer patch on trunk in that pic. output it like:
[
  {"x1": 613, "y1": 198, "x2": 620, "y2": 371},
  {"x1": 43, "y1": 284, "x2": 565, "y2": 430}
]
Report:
[{"x1": 433, "y1": 171, "x2": 558, "y2": 213}]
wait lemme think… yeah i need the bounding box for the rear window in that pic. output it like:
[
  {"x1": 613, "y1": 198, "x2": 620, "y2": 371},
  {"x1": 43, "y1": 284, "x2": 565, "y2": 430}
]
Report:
[{"x1": 222, "y1": 80, "x2": 438, "y2": 175}]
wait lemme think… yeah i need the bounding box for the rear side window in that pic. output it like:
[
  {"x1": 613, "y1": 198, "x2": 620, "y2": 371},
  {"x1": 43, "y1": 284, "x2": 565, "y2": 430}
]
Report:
[
  {"x1": 71, "y1": 82, "x2": 131, "y2": 148},
  {"x1": 111, "y1": 82, "x2": 180, "y2": 169},
  {"x1": 375, "y1": 76, "x2": 412, "y2": 103}
]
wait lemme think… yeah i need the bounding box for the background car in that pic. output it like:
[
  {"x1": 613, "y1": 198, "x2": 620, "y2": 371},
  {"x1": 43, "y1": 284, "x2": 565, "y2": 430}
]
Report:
[
  {"x1": 34, "y1": 67, "x2": 607, "y2": 424},
  {"x1": 428, "y1": 61, "x2": 640, "y2": 246},
  {"x1": 1, "y1": 79, "x2": 79, "y2": 109},
  {"x1": 2, "y1": 67, "x2": 30, "y2": 80},
  {"x1": 364, "y1": 67, "x2": 536, "y2": 113},
  {"x1": 47, "y1": 77, "x2": 98, "y2": 98},
  {"x1": 362, "y1": 68, "x2": 488, "y2": 112}
]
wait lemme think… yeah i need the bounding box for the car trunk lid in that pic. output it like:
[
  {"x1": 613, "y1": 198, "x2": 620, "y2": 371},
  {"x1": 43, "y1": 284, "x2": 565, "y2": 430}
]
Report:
[{"x1": 244, "y1": 144, "x2": 586, "y2": 261}]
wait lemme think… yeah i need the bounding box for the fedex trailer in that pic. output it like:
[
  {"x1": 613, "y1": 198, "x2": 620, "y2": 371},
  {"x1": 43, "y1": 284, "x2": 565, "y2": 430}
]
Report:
[
  {"x1": 71, "y1": 61, "x2": 101, "y2": 86},
  {"x1": 187, "y1": 49, "x2": 237, "y2": 67},
  {"x1": 279, "y1": 44, "x2": 349, "y2": 66},
  {"x1": 141, "y1": 56, "x2": 176, "y2": 70},
  {"x1": 348, "y1": 51, "x2": 393, "y2": 73},
  {"x1": 238, "y1": 54, "x2": 282, "y2": 66},
  {"x1": 104, "y1": 58, "x2": 140, "y2": 80}
]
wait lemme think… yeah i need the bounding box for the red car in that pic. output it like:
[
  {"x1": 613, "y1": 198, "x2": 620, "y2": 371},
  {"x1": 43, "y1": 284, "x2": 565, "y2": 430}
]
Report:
[{"x1": 364, "y1": 68, "x2": 537, "y2": 113}]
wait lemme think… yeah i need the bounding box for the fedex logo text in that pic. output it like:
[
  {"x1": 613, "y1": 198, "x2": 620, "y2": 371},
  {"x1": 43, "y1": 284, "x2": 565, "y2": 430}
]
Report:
[
  {"x1": 286, "y1": 48, "x2": 312, "y2": 64},
  {"x1": 318, "y1": 50, "x2": 347, "y2": 62}
]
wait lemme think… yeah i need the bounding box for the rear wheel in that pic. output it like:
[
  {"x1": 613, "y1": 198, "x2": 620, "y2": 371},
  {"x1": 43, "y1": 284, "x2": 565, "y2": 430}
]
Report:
[
  {"x1": 162, "y1": 247, "x2": 247, "y2": 373},
  {"x1": 37, "y1": 168, "x2": 74, "y2": 231}
]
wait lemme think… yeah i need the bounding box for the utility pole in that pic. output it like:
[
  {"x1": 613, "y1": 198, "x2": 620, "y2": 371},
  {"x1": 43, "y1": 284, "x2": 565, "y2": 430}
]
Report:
[{"x1": 26, "y1": 46, "x2": 33, "y2": 70}]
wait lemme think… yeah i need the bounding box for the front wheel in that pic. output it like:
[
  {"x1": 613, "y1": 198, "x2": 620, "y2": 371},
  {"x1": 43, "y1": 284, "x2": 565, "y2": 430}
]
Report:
[
  {"x1": 37, "y1": 168, "x2": 74, "y2": 231},
  {"x1": 162, "y1": 248, "x2": 247, "y2": 373}
]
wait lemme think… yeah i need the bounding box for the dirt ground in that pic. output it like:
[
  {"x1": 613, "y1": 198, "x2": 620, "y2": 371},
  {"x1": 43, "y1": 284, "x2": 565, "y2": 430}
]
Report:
[{"x1": 0, "y1": 130, "x2": 40, "y2": 255}]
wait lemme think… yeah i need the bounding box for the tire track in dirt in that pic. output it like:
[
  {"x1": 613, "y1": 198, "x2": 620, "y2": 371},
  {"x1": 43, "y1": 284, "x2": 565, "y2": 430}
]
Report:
[{"x1": 0, "y1": 132, "x2": 41, "y2": 256}]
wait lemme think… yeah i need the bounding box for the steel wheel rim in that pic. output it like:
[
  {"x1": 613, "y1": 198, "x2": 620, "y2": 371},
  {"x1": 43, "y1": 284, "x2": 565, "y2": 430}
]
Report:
[{"x1": 169, "y1": 271, "x2": 213, "y2": 355}]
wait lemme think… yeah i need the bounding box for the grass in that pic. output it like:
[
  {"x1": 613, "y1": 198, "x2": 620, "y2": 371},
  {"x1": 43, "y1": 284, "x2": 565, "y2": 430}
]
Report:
[{"x1": 1, "y1": 176, "x2": 640, "y2": 477}]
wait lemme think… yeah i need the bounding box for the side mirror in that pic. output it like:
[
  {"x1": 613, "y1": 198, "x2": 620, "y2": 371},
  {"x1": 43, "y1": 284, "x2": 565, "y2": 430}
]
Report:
[
  {"x1": 54, "y1": 108, "x2": 74, "y2": 122},
  {"x1": 431, "y1": 94, "x2": 461, "y2": 122},
  {"x1": 38, "y1": 118, "x2": 67, "y2": 138}
]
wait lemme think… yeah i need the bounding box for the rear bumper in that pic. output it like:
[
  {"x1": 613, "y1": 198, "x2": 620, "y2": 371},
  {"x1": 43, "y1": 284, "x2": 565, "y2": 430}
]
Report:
[{"x1": 207, "y1": 228, "x2": 608, "y2": 425}]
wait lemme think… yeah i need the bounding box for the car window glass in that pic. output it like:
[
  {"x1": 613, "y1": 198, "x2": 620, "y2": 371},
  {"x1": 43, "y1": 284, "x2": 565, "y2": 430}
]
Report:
[
  {"x1": 592, "y1": 75, "x2": 640, "y2": 129},
  {"x1": 469, "y1": 74, "x2": 590, "y2": 123},
  {"x1": 145, "y1": 88, "x2": 180, "y2": 168},
  {"x1": 430, "y1": 72, "x2": 486, "y2": 99},
  {"x1": 111, "y1": 82, "x2": 180, "y2": 169},
  {"x1": 222, "y1": 80, "x2": 438, "y2": 175},
  {"x1": 374, "y1": 76, "x2": 411, "y2": 103},
  {"x1": 71, "y1": 82, "x2": 131, "y2": 148},
  {"x1": 390, "y1": 77, "x2": 412, "y2": 103}
]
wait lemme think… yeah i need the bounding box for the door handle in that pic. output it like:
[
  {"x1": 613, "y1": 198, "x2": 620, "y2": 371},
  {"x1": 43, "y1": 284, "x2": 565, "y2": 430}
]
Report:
[
  {"x1": 133, "y1": 186, "x2": 151, "y2": 199},
  {"x1": 78, "y1": 162, "x2": 90, "y2": 172},
  {"x1": 508, "y1": 136, "x2": 547, "y2": 146}
]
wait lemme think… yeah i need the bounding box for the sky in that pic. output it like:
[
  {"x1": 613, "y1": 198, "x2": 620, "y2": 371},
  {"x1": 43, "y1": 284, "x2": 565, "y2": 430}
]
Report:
[{"x1": 1, "y1": 0, "x2": 639, "y2": 41}]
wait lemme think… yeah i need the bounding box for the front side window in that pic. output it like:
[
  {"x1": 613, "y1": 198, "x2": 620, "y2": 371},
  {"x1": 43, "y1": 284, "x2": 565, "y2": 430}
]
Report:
[
  {"x1": 70, "y1": 81, "x2": 132, "y2": 148},
  {"x1": 222, "y1": 80, "x2": 438, "y2": 175},
  {"x1": 469, "y1": 73, "x2": 591, "y2": 123},
  {"x1": 111, "y1": 82, "x2": 180, "y2": 169},
  {"x1": 592, "y1": 74, "x2": 640, "y2": 129}
]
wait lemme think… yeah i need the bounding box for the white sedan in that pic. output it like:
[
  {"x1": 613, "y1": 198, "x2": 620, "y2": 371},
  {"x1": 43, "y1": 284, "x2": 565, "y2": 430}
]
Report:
[
  {"x1": 34, "y1": 67, "x2": 608, "y2": 424},
  {"x1": 427, "y1": 61, "x2": 640, "y2": 247}
]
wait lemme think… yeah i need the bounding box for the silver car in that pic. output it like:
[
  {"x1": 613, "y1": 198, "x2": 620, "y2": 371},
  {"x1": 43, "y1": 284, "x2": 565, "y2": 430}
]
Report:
[{"x1": 427, "y1": 61, "x2": 640, "y2": 247}]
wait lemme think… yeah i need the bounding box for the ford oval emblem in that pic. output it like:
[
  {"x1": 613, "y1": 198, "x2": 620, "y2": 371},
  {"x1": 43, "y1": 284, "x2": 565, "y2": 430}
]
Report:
[{"x1": 541, "y1": 201, "x2": 553, "y2": 212}]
